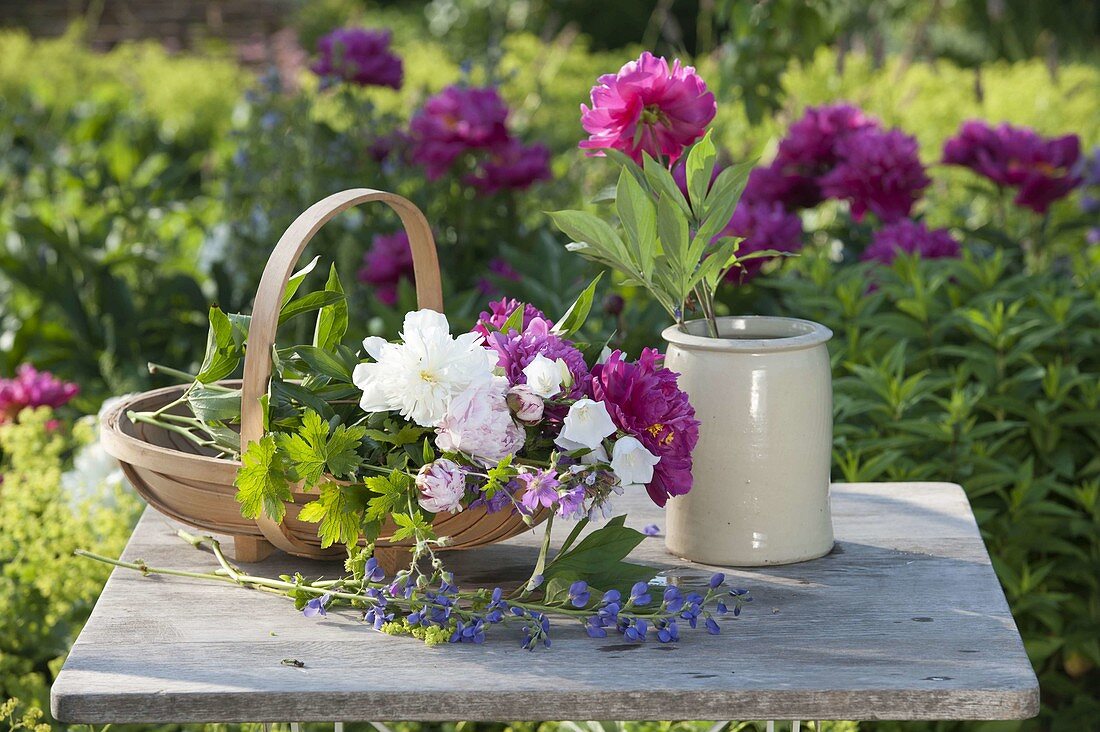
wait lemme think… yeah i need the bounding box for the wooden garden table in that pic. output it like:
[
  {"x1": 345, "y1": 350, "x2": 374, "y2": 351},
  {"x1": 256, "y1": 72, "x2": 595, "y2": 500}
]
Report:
[{"x1": 51, "y1": 482, "x2": 1039, "y2": 725}]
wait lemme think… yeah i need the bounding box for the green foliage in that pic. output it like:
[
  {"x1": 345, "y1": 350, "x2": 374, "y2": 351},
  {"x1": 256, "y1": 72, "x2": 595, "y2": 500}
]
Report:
[
  {"x1": 0, "y1": 409, "x2": 141, "y2": 715},
  {"x1": 759, "y1": 249, "x2": 1100, "y2": 728},
  {"x1": 235, "y1": 435, "x2": 293, "y2": 522}
]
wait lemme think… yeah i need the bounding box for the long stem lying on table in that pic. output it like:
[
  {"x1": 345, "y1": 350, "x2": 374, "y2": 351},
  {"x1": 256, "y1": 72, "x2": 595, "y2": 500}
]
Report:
[{"x1": 76, "y1": 529, "x2": 750, "y2": 648}]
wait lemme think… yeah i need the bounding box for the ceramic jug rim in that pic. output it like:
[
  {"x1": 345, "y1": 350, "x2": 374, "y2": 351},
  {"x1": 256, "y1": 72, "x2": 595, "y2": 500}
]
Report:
[{"x1": 662, "y1": 315, "x2": 833, "y2": 353}]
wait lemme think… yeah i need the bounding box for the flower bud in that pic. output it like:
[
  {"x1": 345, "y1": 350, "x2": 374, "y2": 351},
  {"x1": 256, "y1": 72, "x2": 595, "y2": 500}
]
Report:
[{"x1": 506, "y1": 384, "x2": 544, "y2": 424}]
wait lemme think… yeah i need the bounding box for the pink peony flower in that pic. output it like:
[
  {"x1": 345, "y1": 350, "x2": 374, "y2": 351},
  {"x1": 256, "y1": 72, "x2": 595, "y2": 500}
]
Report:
[
  {"x1": 820, "y1": 128, "x2": 930, "y2": 222},
  {"x1": 312, "y1": 28, "x2": 403, "y2": 89},
  {"x1": 358, "y1": 231, "x2": 414, "y2": 306},
  {"x1": 0, "y1": 364, "x2": 79, "y2": 422},
  {"x1": 472, "y1": 297, "x2": 548, "y2": 339},
  {"x1": 862, "y1": 220, "x2": 961, "y2": 264},
  {"x1": 721, "y1": 200, "x2": 803, "y2": 282},
  {"x1": 409, "y1": 85, "x2": 511, "y2": 180},
  {"x1": 464, "y1": 139, "x2": 552, "y2": 194},
  {"x1": 579, "y1": 51, "x2": 716, "y2": 164},
  {"x1": 590, "y1": 349, "x2": 699, "y2": 507},
  {"x1": 434, "y1": 380, "x2": 524, "y2": 465},
  {"x1": 416, "y1": 459, "x2": 468, "y2": 514},
  {"x1": 484, "y1": 316, "x2": 591, "y2": 404}
]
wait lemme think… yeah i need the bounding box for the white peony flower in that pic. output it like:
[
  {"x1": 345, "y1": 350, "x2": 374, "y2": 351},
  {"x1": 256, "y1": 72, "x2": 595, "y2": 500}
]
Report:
[
  {"x1": 352, "y1": 309, "x2": 497, "y2": 427},
  {"x1": 610, "y1": 435, "x2": 661, "y2": 489},
  {"x1": 522, "y1": 354, "x2": 572, "y2": 398},
  {"x1": 435, "y1": 378, "x2": 525, "y2": 465},
  {"x1": 558, "y1": 398, "x2": 617, "y2": 450}
]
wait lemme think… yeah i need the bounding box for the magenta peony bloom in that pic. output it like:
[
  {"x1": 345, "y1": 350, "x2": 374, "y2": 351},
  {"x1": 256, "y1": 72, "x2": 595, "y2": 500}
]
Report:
[
  {"x1": 484, "y1": 317, "x2": 591, "y2": 403},
  {"x1": 409, "y1": 85, "x2": 511, "y2": 180},
  {"x1": 579, "y1": 51, "x2": 716, "y2": 164},
  {"x1": 0, "y1": 364, "x2": 79, "y2": 422},
  {"x1": 358, "y1": 231, "x2": 413, "y2": 306},
  {"x1": 820, "y1": 128, "x2": 930, "y2": 222},
  {"x1": 312, "y1": 28, "x2": 403, "y2": 89},
  {"x1": 742, "y1": 163, "x2": 821, "y2": 211},
  {"x1": 721, "y1": 200, "x2": 803, "y2": 282},
  {"x1": 464, "y1": 139, "x2": 552, "y2": 194},
  {"x1": 862, "y1": 220, "x2": 961, "y2": 264},
  {"x1": 590, "y1": 349, "x2": 699, "y2": 507},
  {"x1": 942, "y1": 121, "x2": 1083, "y2": 214}
]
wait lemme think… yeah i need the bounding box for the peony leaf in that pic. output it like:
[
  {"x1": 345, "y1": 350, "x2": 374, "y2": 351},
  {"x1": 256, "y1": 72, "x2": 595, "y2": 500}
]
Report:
[
  {"x1": 641, "y1": 153, "x2": 692, "y2": 220},
  {"x1": 313, "y1": 263, "x2": 348, "y2": 352},
  {"x1": 552, "y1": 272, "x2": 603, "y2": 339},
  {"x1": 615, "y1": 167, "x2": 657, "y2": 273},
  {"x1": 684, "y1": 130, "x2": 717, "y2": 216},
  {"x1": 282, "y1": 255, "x2": 321, "y2": 307}
]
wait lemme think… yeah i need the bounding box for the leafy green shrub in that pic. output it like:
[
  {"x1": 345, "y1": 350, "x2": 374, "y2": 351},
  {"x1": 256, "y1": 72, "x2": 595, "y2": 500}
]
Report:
[
  {"x1": 755, "y1": 250, "x2": 1100, "y2": 729},
  {"x1": 0, "y1": 409, "x2": 141, "y2": 714}
]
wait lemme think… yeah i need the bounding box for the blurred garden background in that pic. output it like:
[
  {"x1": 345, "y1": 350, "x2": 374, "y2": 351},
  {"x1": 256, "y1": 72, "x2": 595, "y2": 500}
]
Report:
[{"x1": 0, "y1": 0, "x2": 1097, "y2": 730}]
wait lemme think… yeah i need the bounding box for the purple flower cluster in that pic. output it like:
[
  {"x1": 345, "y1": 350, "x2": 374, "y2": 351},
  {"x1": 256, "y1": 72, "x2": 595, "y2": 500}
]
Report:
[
  {"x1": 1080, "y1": 146, "x2": 1100, "y2": 245},
  {"x1": 312, "y1": 28, "x2": 403, "y2": 89},
  {"x1": 357, "y1": 231, "x2": 414, "y2": 306},
  {"x1": 862, "y1": 220, "x2": 961, "y2": 265},
  {"x1": 0, "y1": 364, "x2": 79, "y2": 422},
  {"x1": 472, "y1": 298, "x2": 548, "y2": 339},
  {"x1": 409, "y1": 85, "x2": 551, "y2": 192},
  {"x1": 942, "y1": 121, "x2": 1083, "y2": 214},
  {"x1": 721, "y1": 199, "x2": 803, "y2": 281},
  {"x1": 591, "y1": 349, "x2": 699, "y2": 507},
  {"x1": 484, "y1": 315, "x2": 591, "y2": 403}
]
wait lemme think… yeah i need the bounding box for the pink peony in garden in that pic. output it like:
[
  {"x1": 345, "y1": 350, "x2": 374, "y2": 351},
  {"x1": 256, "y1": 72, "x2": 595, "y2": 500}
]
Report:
[
  {"x1": 311, "y1": 28, "x2": 403, "y2": 89},
  {"x1": 579, "y1": 51, "x2": 715, "y2": 164},
  {"x1": 0, "y1": 364, "x2": 79, "y2": 422},
  {"x1": 942, "y1": 121, "x2": 1083, "y2": 213},
  {"x1": 820, "y1": 128, "x2": 930, "y2": 222},
  {"x1": 862, "y1": 220, "x2": 961, "y2": 264},
  {"x1": 590, "y1": 349, "x2": 699, "y2": 507},
  {"x1": 409, "y1": 86, "x2": 511, "y2": 179},
  {"x1": 358, "y1": 231, "x2": 414, "y2": 305}
]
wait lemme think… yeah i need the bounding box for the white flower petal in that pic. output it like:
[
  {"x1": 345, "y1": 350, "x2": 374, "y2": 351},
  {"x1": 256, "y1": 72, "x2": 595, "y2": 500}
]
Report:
[
  {"x1": 560, "y1": 398, "x2": 617, "y2": 450},
  {"x1": 610, "y1": 435, "x2": 661, "y2": 486}
]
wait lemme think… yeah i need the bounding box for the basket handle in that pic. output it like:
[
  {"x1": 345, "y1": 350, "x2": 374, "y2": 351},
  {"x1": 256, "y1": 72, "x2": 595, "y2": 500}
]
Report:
[{"x1": 240, "y1": 188, "x2": 442, "y2": 555}]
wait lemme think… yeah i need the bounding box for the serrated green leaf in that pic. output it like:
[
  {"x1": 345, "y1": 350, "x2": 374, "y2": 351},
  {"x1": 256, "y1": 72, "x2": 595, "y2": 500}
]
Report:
[
  {"x1": 298, "y1": 482, "x2": 362, "y2": 548},
  {"x1": 365, "y1": 470, "x2": 415, "y2": 522},
  {"x1": 235, "y1": 435, "x2": 292, "y2": 522}
]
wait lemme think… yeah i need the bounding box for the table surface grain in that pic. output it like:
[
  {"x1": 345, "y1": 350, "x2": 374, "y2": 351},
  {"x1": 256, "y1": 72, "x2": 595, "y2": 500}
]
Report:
[{"x1": 50, "y1": 482, "x2": 1039, "y2": 723}]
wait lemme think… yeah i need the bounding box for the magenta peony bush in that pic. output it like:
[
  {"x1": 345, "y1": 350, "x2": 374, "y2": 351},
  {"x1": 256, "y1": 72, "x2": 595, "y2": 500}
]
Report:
[{"x1": 312, "y1": 28, "x2": 403, "y2": 89}]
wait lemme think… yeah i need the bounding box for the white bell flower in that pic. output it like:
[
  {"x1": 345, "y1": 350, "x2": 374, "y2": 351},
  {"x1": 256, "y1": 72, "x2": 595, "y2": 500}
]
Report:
[
  {"x1": 610, "y1": 435, "x2": 661, "y2": 488},
  {"x1": 557, "y1": 398, "x2": 617, "y2": 451},
  {"x1": 522, "y1": 354, "x2": 572, "y2": 398}
]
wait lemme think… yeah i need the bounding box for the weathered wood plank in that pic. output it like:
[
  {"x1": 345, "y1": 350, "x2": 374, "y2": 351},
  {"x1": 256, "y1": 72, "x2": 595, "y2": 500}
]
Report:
[{"x1": 51, "y1": 483, "x2": 1040, "y2": 723}]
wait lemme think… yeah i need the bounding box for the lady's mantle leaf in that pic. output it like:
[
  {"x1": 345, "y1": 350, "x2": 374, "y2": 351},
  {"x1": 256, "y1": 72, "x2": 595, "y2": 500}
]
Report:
[{"x1": 235, "y1": 436, "x2": 292, "y2": 522}]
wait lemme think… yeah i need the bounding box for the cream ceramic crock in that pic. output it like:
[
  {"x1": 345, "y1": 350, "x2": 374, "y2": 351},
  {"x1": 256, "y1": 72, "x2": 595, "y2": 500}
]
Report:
[{"x1": 662, "y1": 316, "x2": 834, "y2": 566}]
